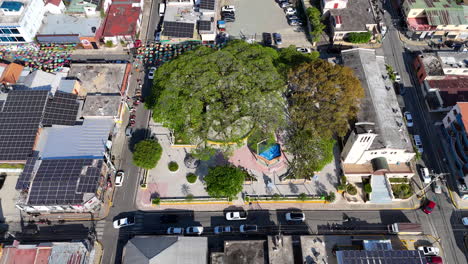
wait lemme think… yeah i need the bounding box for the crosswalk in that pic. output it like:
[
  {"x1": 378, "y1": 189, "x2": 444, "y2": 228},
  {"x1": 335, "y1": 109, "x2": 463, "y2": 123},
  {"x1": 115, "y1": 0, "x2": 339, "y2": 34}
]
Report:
[{"x1": 95, "y1": 220, "x2": 107, "y2": 240}]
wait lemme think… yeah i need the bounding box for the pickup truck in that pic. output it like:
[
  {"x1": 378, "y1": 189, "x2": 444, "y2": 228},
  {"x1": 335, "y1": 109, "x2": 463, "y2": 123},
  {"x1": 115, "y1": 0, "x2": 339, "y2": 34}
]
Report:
[
  {"x1": 225, "y1": 211, "x2": 247, "y2": 221},
  {"x1": 388, "y1": 223, "x2": 423, "y2": 235}
]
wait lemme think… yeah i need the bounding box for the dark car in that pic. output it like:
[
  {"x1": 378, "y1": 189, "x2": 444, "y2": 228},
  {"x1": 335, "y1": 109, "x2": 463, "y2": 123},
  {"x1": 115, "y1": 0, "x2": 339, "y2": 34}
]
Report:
[
  {"x1": 221, "y1": 10, "x2": 235, "y2": 16},
  {"x1": 240, "y1": 224, "x2": 258, "y2": 233},
  {"x1": 426, "y1": 256, "x2": 443, "y2": 264},
  {"x1": 273, "y1": 33, "x2": 282, "y2": 45},
  {"x1": 161, "y1": 214, "x2": 179, "y2": 224},
  {"x1": 222, "y1": 17, "x2": 235, "y2": 22},
  {"x1": 262, "y1": 33, "x2": 272, "y2": 46},
  {"x1": 423, "y1": 200, "x2": 436, "y2": 214}
]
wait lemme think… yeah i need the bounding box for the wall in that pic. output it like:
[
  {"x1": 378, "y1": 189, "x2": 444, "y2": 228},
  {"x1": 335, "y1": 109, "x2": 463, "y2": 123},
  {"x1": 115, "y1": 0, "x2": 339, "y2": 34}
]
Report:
[
  {"x1": 322, "y1": 0, "x2": 348, "y2": 13},
  {"x1": 342, "y1": 132, "x2": 377, "y2": 164},
  {"x1": 442, "y1": 104, "x2": 460, "y2": 128},
  {"x1": 443, "y1": 67, "x2": 468, "y2": 76},
  {"x1": 359, "y1": 149, "x2": 415, "y2": 164},
  {"x1": 405, "y1": 8, "x2": 425, "y2": 18},
  {"x1": 413, "y1": 56, "x2": 427, "y2": 83},
  {"x1": 45, "y1": 1, "x2": 65, "y2": 14}
]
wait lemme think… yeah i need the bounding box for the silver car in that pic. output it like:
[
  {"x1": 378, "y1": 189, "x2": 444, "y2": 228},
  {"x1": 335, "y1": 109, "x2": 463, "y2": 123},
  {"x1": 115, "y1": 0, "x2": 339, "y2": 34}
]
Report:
[{"x1": 214, "y1": 226, "x2": 232, "y2": 234}]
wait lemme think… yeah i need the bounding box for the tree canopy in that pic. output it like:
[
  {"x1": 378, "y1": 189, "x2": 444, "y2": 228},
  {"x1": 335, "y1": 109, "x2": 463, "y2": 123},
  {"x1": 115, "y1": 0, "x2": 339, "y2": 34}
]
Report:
[
  {"x1": 204, "y1": 165, "x2": 246, "y2": 198},
  {"x1": 275, "y1": 45, "x2": 319, "y2": 76},
  {"x1": 287, "y1": 59, "x2": 364, "y2": 138},
  {"x1": 347, "y1": 32, "x2": 372, "y2": 43},
  {"x1": 148, "y1": 40, "x2": 285, "y2": 144},
  {"x1": 132, "y1": 140, "x2": 163, "y2": 169},
  {"x1": 306, "y1": 7, "x2": 326, "y2": 43}
]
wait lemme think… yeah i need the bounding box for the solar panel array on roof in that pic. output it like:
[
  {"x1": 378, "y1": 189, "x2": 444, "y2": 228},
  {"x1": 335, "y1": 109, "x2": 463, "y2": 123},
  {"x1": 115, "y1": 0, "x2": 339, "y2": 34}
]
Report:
[
  {"x1": 0, "y1": 90, "x2": 48, "y2": 161},
  {"x1": 338, "y1": 250, "x2": 425, "y2": 264},
  {"x1": 42, "y1": 91, "x2": 79, "y2": 126},
  {"x1": 199, "y1": 0, "x2": 215, "y2": 10},
  {"x1": 198, "y1": 20, "x2": 211, "y2": 31},
  {"x1": 16, "y1": 151, "x2": 39, "y2": 190},
  {"x1": 162, "y1": 22, "x2": 195, "y2": 38},
  {"x1": 28, "y1": 159, "x2": 103, "y2": 205}
]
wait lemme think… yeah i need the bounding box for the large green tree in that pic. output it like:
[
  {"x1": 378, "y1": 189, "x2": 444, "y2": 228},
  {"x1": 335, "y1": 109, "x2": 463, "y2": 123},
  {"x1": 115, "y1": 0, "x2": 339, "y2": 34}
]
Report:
[
  {"x1": 133, "y1": 140, "x2": 163, "y2": 169},
  {"x1": 306, "y1": 7, "x2": 326, "y2": 43},
  {"x1": 275, "y1": 45, "x2": 319, "y2": 76},
  {"x1": 287, "y1": 59, "x2": 364, "y2": 139},
  {"x1": 204, "y1": 165, "x2": 246, "y2": 198},
  {"x1": 148, "y1": 40, "x2": 285, "y2": 145}
]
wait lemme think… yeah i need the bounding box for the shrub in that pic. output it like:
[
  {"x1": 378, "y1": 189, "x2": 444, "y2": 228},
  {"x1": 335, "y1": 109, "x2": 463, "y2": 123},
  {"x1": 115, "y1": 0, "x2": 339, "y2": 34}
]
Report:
[
  {"x1": 389, "y1": 178, "x2": 408, "y2": 183},
  {"x1": 152, "y1": 197, "x2": 160, "y2": 205},
  {"x1": 326, "y1": 191, "x2": 336, "y2": 203},
  {"x1": 347, "y1": 32, "x2": 372, "y2": 43},
  {"x1": 341, "y1": 175, "x2": 347, "y2": 184},
  {"x1": 392, "y1": 184, "x2": 413, "y2": 199},
  {"x1": 337, "y1": 183, "x2": 347, "y2": 191},
  {"x1": 133, "y1": 140, "x2": 163, "y2": 169},
  {"x1": 168, "y1": 161, "x2": 179, "y2": 172},
  {"x1": 346, "y1": 184, "x2": 357, "y2": 195},
  {"x1": 105, "y1": 40, "x2": 114, "y2": 47},
  {"x1": 186, "y1": 194, "x2": 194, "y2": 201},
  {"x1": 186, "y1": 173, "x2": 197, "y2": 183},
  {"x1": 298, "y1": 193, "x2": 308, "y2": 201},
  {"x1": 364, "y1": 183, "x2": 372, "y2": 193},
  {"x1": 272, "y1": 193, "x2": 281, "y2": 200},
  {"x1": 204, "y1": 165, "x2": 246, "y2": 198}
]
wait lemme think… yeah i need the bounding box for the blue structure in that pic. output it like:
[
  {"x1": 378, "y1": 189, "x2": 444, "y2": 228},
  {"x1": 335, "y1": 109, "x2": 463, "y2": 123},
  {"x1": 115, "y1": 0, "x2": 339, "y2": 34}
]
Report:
[
  {"x1": 259, "y1": 144, "x2": 281, "y2": 161},
  {"x1": 1, "y1": 1, "x2": 23, "y2": 11}
]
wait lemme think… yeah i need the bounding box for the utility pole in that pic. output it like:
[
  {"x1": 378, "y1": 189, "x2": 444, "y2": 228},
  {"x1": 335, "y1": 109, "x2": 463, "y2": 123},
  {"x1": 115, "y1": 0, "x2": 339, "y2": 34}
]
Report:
[{"x1": 416, "y1": 172, "x2": 450, "y2": 198}]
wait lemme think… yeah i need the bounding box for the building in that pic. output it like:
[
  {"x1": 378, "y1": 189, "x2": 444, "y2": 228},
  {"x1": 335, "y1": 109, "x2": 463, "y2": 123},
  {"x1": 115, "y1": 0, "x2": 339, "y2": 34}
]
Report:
[
  {"x1": 100, "y1": 1, "x2": 142, "y2": 45},
  {"x1": 44, "y1": 0, "x2": 65, "y2": 14},
  {"x1": 160, "y1": 0, "x2": 217, "y2": 43},
  {"x1": 82, "y1": 94, "x2": 123, "y2": 121},
  {"x1": 442, "y1": 102, "x2": 468, "y2": 199},
  {"x1": 0, "y1": 62, "x2": 23, "y2": 84},
  {"x1": 0, "y1": 0, "x2": 46, "y2": 44},
  {"x1": 66, "y1": 0, "x2": 98, "y2": 16},
  {"x1": 402, "y1": 0, "x2": 468, "y2": 40},
  {"x1": 321, "y1": 0, "x2": 380, "y2": 42},
  {"x1": 36, "y1": 14, "x2": 101, "y2": 48},
  {"x1": 0, "y1": 240, "x2": 94, "y2": 264},
  {"x1": 341, "y1": 48, "x2": 415, "y2": 203},
  {"x1": 413, "y1": 52, "x2": 468, "y2": 111},
  {"x1": 211, "y1": 240, "x2": 266, "y2": 264},
  {"x1": 123, "y1": 236, "x2": 208, "y2": 264}
]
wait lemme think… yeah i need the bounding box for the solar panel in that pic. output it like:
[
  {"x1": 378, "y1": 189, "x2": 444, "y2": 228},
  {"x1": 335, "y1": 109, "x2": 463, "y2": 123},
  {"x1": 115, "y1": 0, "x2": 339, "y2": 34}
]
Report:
[
  {"x1": 162, "y1": 22, "x2": 195, "y2": 38},
  {"x1": 15, "y1": 152, "x2": 39, "y2": 190},
  {"x1": 42, "y1": 91, "x2": 79, "y2": 126},
  {"x1": 198, "y1": 20, "x2": 211, "y2": 31},
  {"x1": 338, "y1": 250, "x2": 425, "y2": 263},
  {"x1": 199, "y1": 0, "x2": 215, "y2": 10}
]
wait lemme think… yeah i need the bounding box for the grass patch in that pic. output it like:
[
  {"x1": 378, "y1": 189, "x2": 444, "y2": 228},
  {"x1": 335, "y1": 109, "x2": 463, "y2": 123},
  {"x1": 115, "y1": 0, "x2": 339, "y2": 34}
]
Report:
[
  {"x1": 389, "y1": 178, "x2": 409, "y2": 183},
  {"x1": 0, "y1": 164, "x2": 25, "y2": 169},
  {"x1": 391, "y1": 184, "x2": 413, "y2": 199},
  {"x1": 186, "y1": 173, "x2": 197, "y2": 183}
]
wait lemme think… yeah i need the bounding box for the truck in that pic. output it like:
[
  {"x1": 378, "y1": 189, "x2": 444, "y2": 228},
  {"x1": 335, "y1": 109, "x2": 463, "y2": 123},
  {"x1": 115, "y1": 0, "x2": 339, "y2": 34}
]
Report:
[
  {"x1": 225, "y1": 211, "x2": 247, "y2": 221},
  {"x1": 388, "y1": 223, "x2": 423, "y2": 235}
]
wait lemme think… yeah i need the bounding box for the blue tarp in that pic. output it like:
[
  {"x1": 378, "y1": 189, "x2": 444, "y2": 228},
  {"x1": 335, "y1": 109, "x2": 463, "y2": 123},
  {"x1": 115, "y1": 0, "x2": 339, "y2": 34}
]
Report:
[{"x1": 259, "y1": 144, "x2": 281, "y2": 161}]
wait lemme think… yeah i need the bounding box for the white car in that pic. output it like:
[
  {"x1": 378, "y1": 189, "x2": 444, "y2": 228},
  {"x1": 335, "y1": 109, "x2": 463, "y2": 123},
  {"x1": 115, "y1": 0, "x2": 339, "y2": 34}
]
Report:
[
  {"x1": 285, "y1": 212, "x2": 305, "y2": 222},
  {"x1": 148, "y1": 66, "x2": 156, "y2": 80},
  {"x1": 221, "y1": 5, "x2": 235, "y2": 12},
  {"x1": 404, "y1": 111, "x2": 413, "y2": 127},
  {"x1": 296, "y1": 47, "x2": 311, "y2": 53},
  {"x1": 115, "y1": 171, "x2": 124, "y2": 187},
  {"x1": 214, "y1": 226, "x2": 232, "y2": 234},
  {"x1": 413, "y1": 135, "x2": 423, "y2": 153},
  {"x1": 225, "y1": 211, "x2": 247, "y2": 220},
  {"x1": 284, "y1": 7, "x2": 296, "y2": 15},
  {"x1": 113, "y1": 217, "x2": 135, "y2": 229},
  {"x1": 186, "y1": 226, "x2": 203, "y2": 235},
  {"x1": 167, "y1": 227, "x2": 184, "y2": 235},
  {"x1": 394, "y1": 72, "x2": 401, "y2": 82},
  {"x1": 462, "y1": 217, "x2": 468, "y2": 226},
  {"x1": 420, "y1": 167, "x2": 431, "y2": 184},
  {"x1": 417, "y1": 246, "x2": 440, "y2": 256}
]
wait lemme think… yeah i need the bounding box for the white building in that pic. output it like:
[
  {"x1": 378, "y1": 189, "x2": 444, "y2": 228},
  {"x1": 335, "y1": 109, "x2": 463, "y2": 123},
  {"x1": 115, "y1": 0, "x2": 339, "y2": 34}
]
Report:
[
  {"x1": 44, "y1": 0, "x2": 65, "y2": 14},
  {"x1": 0, "y1": 0, "x2": 45, "y2": 44},
  {"x1": 341, "y1": 49, "x2": 415, "y2": 203}
]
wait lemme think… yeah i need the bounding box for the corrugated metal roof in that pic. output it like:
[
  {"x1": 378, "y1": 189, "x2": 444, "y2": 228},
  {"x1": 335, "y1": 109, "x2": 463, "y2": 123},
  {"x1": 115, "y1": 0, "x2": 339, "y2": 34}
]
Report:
[{"x1": 38, "y1": 118, "x2": 114, "y2": 159}]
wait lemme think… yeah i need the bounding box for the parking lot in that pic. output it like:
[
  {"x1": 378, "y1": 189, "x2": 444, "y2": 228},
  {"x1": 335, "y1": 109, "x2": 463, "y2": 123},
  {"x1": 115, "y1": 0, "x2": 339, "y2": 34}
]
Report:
[{"x1": 223, "y1": 0, "x2": 311, "y2": 48}]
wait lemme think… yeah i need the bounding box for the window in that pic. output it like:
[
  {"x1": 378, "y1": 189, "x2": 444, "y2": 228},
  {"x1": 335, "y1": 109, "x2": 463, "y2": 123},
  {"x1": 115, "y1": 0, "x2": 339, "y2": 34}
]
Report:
[
  {"x1": 2, "y1": 29, "x2": 12, "y2": 34},
  {"x1": 464, "y1": 70, "x2": 468, "y2": 73},
  {"x1": 447, "y1": 70, "x2": 452, "y2": 73},
  {"x1": 447, "y1": 116, "x2": 451, "y2": 123},
  {"x1": 453, "y1": 109, "x2": 458, "y2": 115},
  {"x1": 0, "y1": 37, "x2": 8, "y2": 42},
  {"x1": 10, "y1": 28, "x2": 19, "y2": 34},
  {"x1": 382, "y1": 151, "x2": 387, "y2": 154},
  {"x1": 16, "y1": 36, "x2": 24, "y2": 42}
]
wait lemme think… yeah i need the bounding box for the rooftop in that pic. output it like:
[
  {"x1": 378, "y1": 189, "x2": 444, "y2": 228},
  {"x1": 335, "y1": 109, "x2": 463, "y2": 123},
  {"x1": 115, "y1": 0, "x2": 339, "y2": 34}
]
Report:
[
  {"x1": 82, "y1": 94, "x2": 121, "y2": 117},
  {"x1": 405, "y1": 0, "x2": 466, "y2": 26},
  {"x1": 419, "y1": 53, "x2": 444, "y2": 76},
  {"x1": 300, "y1": 236, "x2": 327, "y2": 264},
  {"x1": 0, "y1": 62, "x2": 24, "y2": 84},
  {"x1": 336, "y1": 249, "x2": 426, "y2": 264},
  {"x1": 68, "y1": 63, "x2": 128, "y2": 95},
  {"x1": 329, "y1": 0, "x2": 377, "y2": 32},
  {"x1": 268, "y1": 236, "x2": 294, "y2": 264},
  {"x1": 438, "y1": 51, "x2": 468, "y2": 69},
  {"x1": 124, "y1": 236, "x2": 208, "y2": 264},
  {"x1": 21, "y1": 70, "x2": 63, "y2": 93},
  {"x1": 343, "y1": 162, "x2": 413, "y2": 174},
  {"x1": 0, "y1": 0, "x2": 28, "y2": 24},
  {"x1": 342, "y1": 48, "x2": 413, "y2": 151},
  {"x1": 212, "y1": 240, "x2": 266, "y2": 264},
  {"x1": 66, "y1": 0, "x2": 97, "y2": 14},
  {"x1": 101, "y1": 3, "x2": 141, "y2": 37},
  {"x1": 39, "y1": 14, "x2": 101, "y2": 37}
]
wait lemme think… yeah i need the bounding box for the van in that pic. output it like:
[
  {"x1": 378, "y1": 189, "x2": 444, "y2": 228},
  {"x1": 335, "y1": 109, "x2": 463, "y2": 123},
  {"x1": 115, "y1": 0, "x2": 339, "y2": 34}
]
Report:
[
  {"x1": 159, "y1": 3, "x2": 165, "y2": 16},
  {"x1": 420, "y1": 167, "x2": 431, "y2": 184},
  {"x1": 432, "y1": 179, "x2": 442, "y2": 194}
]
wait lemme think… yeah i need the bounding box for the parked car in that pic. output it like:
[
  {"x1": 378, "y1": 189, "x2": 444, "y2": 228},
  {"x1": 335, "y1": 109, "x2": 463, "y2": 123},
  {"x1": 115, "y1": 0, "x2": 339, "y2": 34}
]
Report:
[
  {"x1": 221, "y1": 5, "x2": 235, "y2": 12},
  {"x1": 222, "y1": 16, "x2": 235, "y2": 22},
  {"x1": 115, "y1": 171, "x2": 125, "y2": 186},
  {"x1": 160, "y1": 214, "x2": 179, "y2": 224},
  {"x1": 420, "y1": 167, "x2": 431, "y2": 184},
  {"x1": 125, "y1": 126, "x2": 133, "y2": 137},
  {"x1": 221, "y1": 11, "x2": 235, "y2": 17},
  {"x1": 148, "y1": 66, "x2": 156, "y2": 79},
  {"x1": 113, "y1": 216, "x2": 135, "y2": 229},
  {"x1": 284, "y1": 7, "x2": 296, "y2": 15},
  {"x1": 273, "y1": 33, "x2": 282, "y2": 45},
  {"x1": 286, "y1": 15, "x2": 299, "y2": 21},
  {"x1": 186, "y1": 226, "x2": 203, "y2": 235},
  {"x1": 262, "y1": 32, "x2": 272, "y2": 46},
  {"x1": 403, "y1": 111, "x2": 413, "y2": 127},
  {"x1": 417, "y1": 246, "x2": 440, "y2": 256},
  {"x1": 432, "y1": 179, "x2": 442, "y2": 194},
  {"x1": 289, "y1": 20, "x2": 302, "y2": 26},
  {"x1": 225, "y1": 211, "x2": 247, "y2": 220},
  {"x1": 462, "y1": 217, "x2": 468, "y2": 226},
  {"x1": 394, "y1": 72, "x2": 401, "y2": 82},
  {"x1": 280, "y1": 1, "x2": 292, "y2": 8},
  {"x1": 285, "y1": 212, "x2": 305, "y2": 222},
  {"x1": 214, "y1": 226, "x2": 232, "y2": 234},
  {"x1": 167, "y1": 227, "x2": 184, "y2": 235},
  {"x1": 426, "y1": 256, "x2": 443, "y2": 264},
  {"x1": 413, "y1": 134, "x2": 424, "y2": 153},
  {"x1": 154, "y1": 31, "x2": 161, "y2": 41},
  {"x1": 240, "y1": 224, "x2": 258, "y2": 233},
  {"x1": 296, "y1": 47, "x2": 311, "y2": 53},
  {"x1": 422, "y1": 200, "x2": 436, "y2": 214}
]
